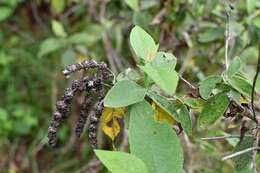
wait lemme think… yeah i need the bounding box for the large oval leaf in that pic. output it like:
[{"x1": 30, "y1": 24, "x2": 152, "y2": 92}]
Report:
[
  {"x1": 130, "y1": 26, "x2": 158, "y2": 60},
  {"x1": 199, "y1": 93, "x2": 230, "y2": 126},
  {"x1": 104, "y1": 80, "x2": 146, "y2": 108},
  {"x1": 129, "y1": 101, "x2": 184, "y2": 173},
  {"x1": 95, "y1": 150, "x2": 149, "y2": 173}
]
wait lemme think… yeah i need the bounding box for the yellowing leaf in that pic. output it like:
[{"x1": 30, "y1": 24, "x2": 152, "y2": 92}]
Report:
[
  {"x1": 101, "y1": 107, "x2": 125, "y2": 142},
  {"x1": 240, "y1": 96, "x2": 248, "y2": 104},
  {"x1": 151, "y1": 102, "x2": 176, "y2": 125}
]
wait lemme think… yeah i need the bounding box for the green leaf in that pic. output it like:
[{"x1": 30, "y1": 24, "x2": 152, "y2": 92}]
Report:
[
  {"x1": 199, "y1": 75, "x2": 222, "y2": 100},
  {"x1": 51, "y1": 20, "x2": 67, "y2": 37},
  {"x1": 227, "y1": 75, "x2": 252, "y2": 98},
  {"x1": 176, "y1": 104, "x2": 192, "y2": 135},
  {"x1": 38, "y1": 38, "x2": 66, "y2": 58},
  {"x1": 184, "y1": 98, "x2": 205, "y2": 109},
  {"x1": 151, "y1": 52, "x2": 177, "y2": 70},
  {"x1": 148, "y1": 91, "x2": 192, "y2": 135},
  {"x1": 199, "y1": 93, "x2": 229, "y2": 126},
  {"x1": 61, "y1": 49, "x2": 76, "y2": 68},
  {"x1": 225, "y1": 57, "x2": 241, "y2": 78},
  {"x1": 95, "y1": 150, "x2": 149, "y2": 173},
  {"x1": 104, "y1": 80, "x2": 146, "y2": 108},
  {"x1": 68, "y1": 25, "x2": 104, "y2": 46},
  {"x1": 125, "y1": 0, "x2": 139, "y2": 11},
  {"x1": 139, "y1": 63, "x2": 179, "y2": 94},
  {"x1": 247, "y1": 0, "x2": 256, "y2": 14},
  {"x1": 0, "y1": 6, "x2": 13, "y2": 22},
  {"x1": 235, "y1": 170, "x2": 253, "y2": 173},
  {"x1": 51, "y1": 0, "x2": 66, "y2": 13},
  {"x1": 130, "y1": 26, "x2": 158, "y2": 61},
  {"x1": 129, "y1": 101, "x2": 184, "y2": 173},
  {"x1": 228, "y1": 89, "x2": 242, "y2": 105},
  {"x1": 116, "y1": 68, "x2": 141, "y2": 81},
  {"x1": 252, "y1": 17, "x2": 260, "y2": 28},
  {"x1": 233, "y1": 136, "x2": 254, "y2": 171},
  {"x1": 198, "y1": 28, "x2": 224, "y2": 43}
]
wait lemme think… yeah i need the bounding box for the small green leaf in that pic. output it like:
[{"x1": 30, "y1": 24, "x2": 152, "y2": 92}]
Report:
[
  {"x1": 68, "y1": 25, "x2": 104, "y2": 46},
  {"x1": 0, "y1": 6, "x2": 13, "y2": 22},
  {"x1": 228, "y1": 89, "x2": 242, "y2": 105},
  {"x1": 38, "y1": 38, "x2": 66, "y2": 58},
  {"x1": 177, "y1": 104, "x2": 192, "y2": 135},
  {"x1": 227, "y1": 75, "x2": 252, "y2": 98},
  {"x1": 129, "y1": 101, "x2": 184, "y2": 173},
  {"x1": 51, "y1": 20, "x2": 67, "y2": 38},
  {"x1": 252, "y1": 17, "x2": 260, "y2": 28},
  {"x1": 199, "y1": 75, "x2": 222, "y2": 100},
  {"x1": 125, "y1": 0, "x2": 139, "y2": 11},
  {"x1": 247, "y1": 0, "x2": 256, "y2": 14},
  {"x1": 104, "y1": 80, "x2": 146, "y2": 108},
  {"x1": 225, "y1": 57, "x2": 241, "y2": 77},
  {"x1": 148, "y1": 91, "x2": 192, "y2": 135},
  {"x1": 51, "y1": 0, "x2": 66, "y2": 13},
  {"x1": 198, "y1": 28, "x2": 224, "y2": 43},
  {"x1": 199, "y1": 93, "x2": 229, "y2": 126},
  {"x1": 130, "y1": 26, "x2": 158, "y2": 61},
  {"x1": 139, "y1": 63, "x2": 179, "y2": 94},
  {"x1": 95, "y1": 150, "x2": 149, "y2": 173},
  {"x1": 233, "y1": 136, "x2": 254, "y2": 171},
  {"x1": 61, "y1": 49, "x2": 76, "y2": 68}
]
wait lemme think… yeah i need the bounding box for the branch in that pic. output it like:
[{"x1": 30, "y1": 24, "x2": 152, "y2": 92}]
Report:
[
  {"x1": 251, "y1": 44, "x2": 260, "y2": 173},
  {"x1": 30, "y1": 1, "x2": 50, "y2": 33}
]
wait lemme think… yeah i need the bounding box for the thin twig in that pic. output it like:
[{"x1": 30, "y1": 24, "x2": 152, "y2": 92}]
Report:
[
  {"x1": 179, "y1": 75, "x2": 196, "y2": 89},
  {"x1": 183, "y1": 133, "x2": 193, "y2": 173},
  {"x1": 221, "y1": 147, "x2": 260, "y2": 161},
  {"x1": 224, "y1": 8, "x2": 231, "y2": 69},
  {"x1": 201, "y1": 135, "x2": 251, "y2": 141},
  {"x1": 30, "y1": 1, "x2": 50, "y2": 33},
  {"x1": 251, "y1": 44, "x2": 260, "y2": 123}
]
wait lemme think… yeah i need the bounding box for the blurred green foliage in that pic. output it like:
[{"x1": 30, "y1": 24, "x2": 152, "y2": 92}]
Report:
[{"x1": 0, "y1": 0, "x2": 260, "y2": 172}]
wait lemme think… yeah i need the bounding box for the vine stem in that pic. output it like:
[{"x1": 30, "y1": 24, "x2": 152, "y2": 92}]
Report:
[
  {"x1": 251, "y1": 44, "x2": 260, "y2": 123},
  {"x1": 251, "y1": 44, "x2": 260, "y2": 173}
]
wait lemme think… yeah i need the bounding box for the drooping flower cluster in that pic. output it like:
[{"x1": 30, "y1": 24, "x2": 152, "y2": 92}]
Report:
[{"x1": 48, "y1": 60, "x2": 114, "y2": 149}]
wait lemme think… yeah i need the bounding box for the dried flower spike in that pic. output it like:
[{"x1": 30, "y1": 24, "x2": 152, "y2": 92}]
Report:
[{"x1": 48, "y1": 60, "x2": 113, "y2": 148}]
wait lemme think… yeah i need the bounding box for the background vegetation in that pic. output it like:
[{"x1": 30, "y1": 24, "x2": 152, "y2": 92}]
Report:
[{"x1": 1, "y1": 0, "x2": 260, "y2": 173}]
